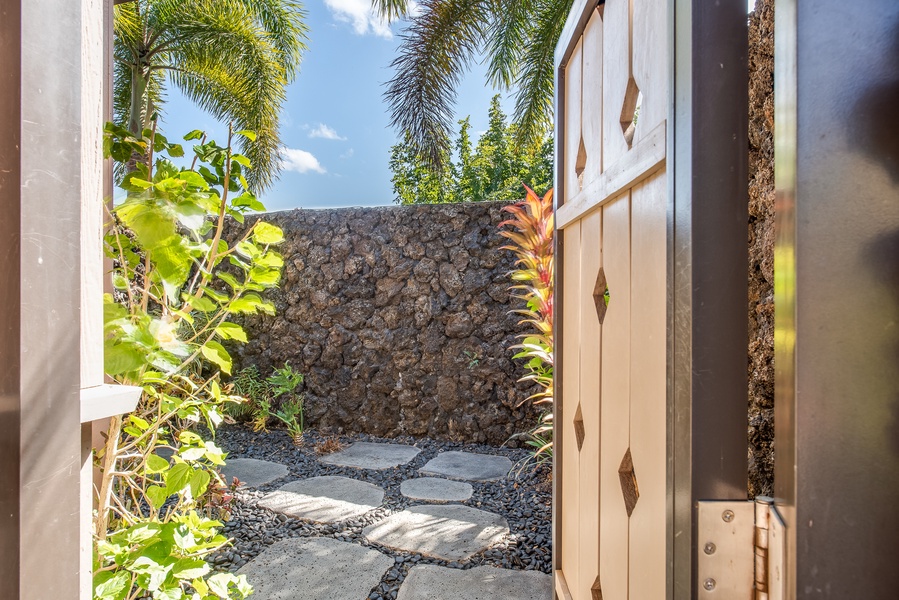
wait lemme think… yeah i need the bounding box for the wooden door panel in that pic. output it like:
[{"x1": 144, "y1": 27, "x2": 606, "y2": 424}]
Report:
[
  {"x1": 632, "y1": 0, "x2": 668, "y2": 143},
  {"x1": 599, "y1": 193, "x2": 631, "y2": 600},
  {"x1": 582, "y1": 11, "x2": 604, "y2": 182},
  {"x1": 627, "y1": 172, "x2": 667, "y2": 599},
  {"x1": 560, "y1": 222, "x2": 582, "y2": 595},
  {"x1": 565, "y1": 40, "x2": 584, "y2": 197},
  {"x1": 577, "y1": 210, "x2": 603, "y2": 598},
  {"x1": 556, "y1": 2, "x2": 668, "y2": 598},
  {"x1": 601, "y1": 0, "x2": 631, "y2": 169}
]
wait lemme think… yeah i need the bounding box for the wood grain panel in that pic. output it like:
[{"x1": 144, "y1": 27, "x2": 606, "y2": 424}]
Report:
[
  {"x1": 632, "y1": 0, "x2": 668, "y2": 143},
  {"x1": 578, "y1": 210, "x2": 603, "y2": 599},
  {"x1": 560, "y1": 223, "x2": 583, "y2": 592},
  {"x1": 599, "y1": 193, "x2": 631, "y2": 600},
  {"x1": 601, "y1": 0, "x2": 631, "y2": 169},
  {"x1": 627, "y1": 171, "x2": 667, "y2": 599},
  {"x1": 581, "y1": 10, "x2": 604, "y2": 187},
  {"x1": 565, "y1": 40, "x2": 584, "y2": 199}
]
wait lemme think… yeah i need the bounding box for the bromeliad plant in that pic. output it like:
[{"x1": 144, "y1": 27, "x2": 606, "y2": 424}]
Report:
[
  {"x1": 499, "y1": 185, "x2": 554, "y2": 463},
  {"x1": 95, "y1": 121, "x2": 285, "y2": 599}
]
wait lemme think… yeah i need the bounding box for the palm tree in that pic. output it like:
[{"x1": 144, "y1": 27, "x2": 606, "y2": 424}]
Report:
[
  {"x1": 372, "y1": 0, "x2": 573, "y2": 169},
  {"x1": 114, "y1": 0, "x2": 308, "y2": 191}
]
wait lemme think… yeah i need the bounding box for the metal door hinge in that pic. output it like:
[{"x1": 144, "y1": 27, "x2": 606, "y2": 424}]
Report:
[{"x1": 697, "y1": 498, "x2": 786, "y2": 599}]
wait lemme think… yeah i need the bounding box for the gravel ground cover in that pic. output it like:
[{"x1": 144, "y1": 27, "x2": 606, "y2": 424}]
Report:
[{"x1": 209, "y1": 426, "x2": 552, "y2": 600}]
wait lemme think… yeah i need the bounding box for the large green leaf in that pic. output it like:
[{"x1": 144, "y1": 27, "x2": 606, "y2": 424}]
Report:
[
  {"x1": 215, "y1": 322, "x2": 247, "y2": 342},
  {"x1": 172, "y1": 558, "x2": 210, "y2": 580},
  {"x1": 94, "y1": 571, "x2": 130, "y2": 600},
  {"x1": 105, "y1": 343, "x2": 145, "y2": 375},
  {"x1": 152, "y1": 236, "x2": 193, "y2": 290},
  {"x1": 146, "y1": 485, "x2": 170, "y2": 510},
  {"x1": 165, "y1": 463, "x2": 193, "y2": 493},
  {"x1": 252, "y1": 221, "x2": 284, "y2": 245},
  {"x1": 200, "y1": 341, "x2": 232, "y2": 374},
  {"x1": 116, "y1": 199, "x2": 177, "y2": 251}
]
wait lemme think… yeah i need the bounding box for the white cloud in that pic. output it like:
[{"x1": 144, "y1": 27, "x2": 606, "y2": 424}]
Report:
[
  {"x1": 309, "y1": 123, "x2": 347, "y2": 141},
  {"x1": 340, "y1": 148, "x2": 355, "y2": 159},
  {"x1": 324, "y1": 0, "x2": 394, "y2": 38},
  {"x1": 281, "y1": 147, "x2": 326, "y2": 174}
]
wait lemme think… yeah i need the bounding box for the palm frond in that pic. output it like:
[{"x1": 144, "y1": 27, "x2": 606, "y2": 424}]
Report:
[
  {"x1": 484, "y1": 0, "x2": 531, "y2": 89},
  {"x1": 385, "y1": 0, "x2": 492, "y2": 169},
  {"x1": 509, "y1": 0, "x2": 572, "y2": 146},
  {"x1": 372, "y1": 0, "x2": 415, "y2": 21}
]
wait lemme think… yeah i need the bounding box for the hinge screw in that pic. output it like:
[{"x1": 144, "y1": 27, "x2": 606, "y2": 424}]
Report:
[
  {"x1": 722, "y1": 510, "x2": 735, "y2": 523},
  {"x1": 703, "y1": 578, "x2": 717, "y2": 591},
  {"x1": 703, "y1": 542, "x2": 717, "y2": 555}
]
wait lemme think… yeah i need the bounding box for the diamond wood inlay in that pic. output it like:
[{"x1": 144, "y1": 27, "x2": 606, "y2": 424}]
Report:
[
  {"x1": 593, "y1": 267, "x2": 609, "y2": 324},
  {"x1": 573, "y1": 403, "x2": 585, "y2": 451},
  {"x1": 591, "y1": 576, "x2": 603, "y2": 600},
  {"x1": 618, "y1": 447, "x2": 640, "y2": 517},
  {"x1": 575, "y1": 135, "x2": 588, "y2": 191},
  {"x1": 620, "y1": 77, "x2": 641, "y2": 148}
]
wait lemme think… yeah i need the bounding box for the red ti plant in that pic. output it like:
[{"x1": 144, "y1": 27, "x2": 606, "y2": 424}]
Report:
[{"x1": 499, "y1": 186, "x2": 554, "y2": 461}]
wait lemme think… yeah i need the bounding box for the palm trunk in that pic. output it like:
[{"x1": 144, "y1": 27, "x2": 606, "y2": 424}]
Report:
[{"x1": 128, "y1": 65, "x2": 148, "y2": 136}]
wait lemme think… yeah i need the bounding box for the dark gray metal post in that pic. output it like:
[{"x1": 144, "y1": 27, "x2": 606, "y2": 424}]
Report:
[
  {"x1": 775, "y1": 1, "x2": 899, "y2": 598},
  {"x1": 0, "y1": 0, "x2": 84, "y2": 596},
  {"x1": 669, "y1": 0, "x2": 749, "y2": 597}
]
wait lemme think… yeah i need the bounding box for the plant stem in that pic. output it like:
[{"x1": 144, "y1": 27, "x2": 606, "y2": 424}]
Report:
[{"x1": 96, "y1": 414, "x2": 124, "y2": 541}]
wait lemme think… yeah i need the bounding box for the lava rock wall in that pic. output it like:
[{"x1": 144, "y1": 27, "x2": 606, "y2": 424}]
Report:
[
  {"x1": 229, "y1": 202, "x2": 538, "y2": 445},
  {"x1": 748, "y1": 0, "x2": 775, "y2": 497}
]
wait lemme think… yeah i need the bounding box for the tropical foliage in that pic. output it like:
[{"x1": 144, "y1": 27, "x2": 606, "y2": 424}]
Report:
[
  {"x1": 390, "y1": 95, "x2": 552, "y2": 204},
  {"x1": 372, "y1": 0, "x2": 573, "y2": 169},
  {"x1": 95, "y1": 123, "x2": 286, "y2": 599},
  {"x1": 113, "y1": 0, "x2": 308, "y2": 191},
  {"x1": 499, "y1": 186, "x2": 555, "y2": 461}
]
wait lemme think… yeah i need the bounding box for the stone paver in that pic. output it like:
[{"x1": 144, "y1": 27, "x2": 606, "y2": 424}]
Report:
[
  {"x1": 237, "y1": 537, "x2": 392, "y2": 600},
  {"x1": 397, "y1": 564, "x2": 552, "y2": 600},
  {"x1": 220, "y1": 458, "x2": 288, "y2": 489},
  {"x1": 258, "y1": 476, "x2": 384, "y2": 523},
  {"x1": 319, "y1": 441, "x2": 421, "y2": 470},
  {"x1": 363, "y1": 504, "x2": 509, "y2": 561},
  {"x1": 419, "y1": 451, "x2": 512, "y2": 481},
  {"x1": 400, "y1": 477, "x2": 473, "y2": 502}
]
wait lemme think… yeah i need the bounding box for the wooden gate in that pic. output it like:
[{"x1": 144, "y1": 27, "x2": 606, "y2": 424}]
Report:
[{"x1": 554, "y1": 0, "x2": 668, "y2": 598}]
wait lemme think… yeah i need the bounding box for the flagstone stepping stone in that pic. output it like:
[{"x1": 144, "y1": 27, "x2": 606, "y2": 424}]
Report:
[
  {"x1": 258, "y1": 476, "x2": 384, "y2": 523},
  {"x1": 220, "y1": 458, "x2": 288, "y2": 489},
  {"x1": 400, "y1": 477, "x2": 473, "y2": 502},
  {"x1": 419, "y1": 451, "x2": 513, "y2": 482},
  {"x1": 363, "y1": 504, "x2": 509, "y2": 561},
  {"x1": 237, "y1": 537, "x2": 393, "y2": 600},
  {"x1": 397, "y1": 564, "x2": 553, "y2": 600},
  {"x1": 318, "y1": 441, "x2": 421, "y2": 470}
]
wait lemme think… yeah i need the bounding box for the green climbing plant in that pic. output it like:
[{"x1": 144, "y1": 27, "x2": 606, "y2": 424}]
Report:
[{"x1": 95, "y1": 121, "x2": 286, "y2": 599}]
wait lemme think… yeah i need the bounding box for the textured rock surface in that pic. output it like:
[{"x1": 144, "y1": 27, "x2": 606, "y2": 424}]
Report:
[
  {"x1": 400, "y1": 477, "x2": 474, "y2": 502},
  {"x1": 420, "y1": 451, "x2": 513, "y2": 482},
  {"x1": 397, "y1": 565, "x2": 552, "y2": 600},
  {"x1": 220, "y1": 458, "x2": 289, "y2": 489},
  {"x1": 319, "y1": 441, "x2": 421, "y2": 470},
  {"x1": 258, "y1": 476, "x2": 384, "y2": 523},
  {"x1": 363, "y1": 504, "x2": 510, "y2": 561},
  {"x1": 237, "y1": 537, "x2": 392, "y2": 600},
  {"x1": 227, "y1": 202, "x2": 538, "y2": 445},
  {"x1": 748, "y1": 0, "x2": 775, "y2": 497}
]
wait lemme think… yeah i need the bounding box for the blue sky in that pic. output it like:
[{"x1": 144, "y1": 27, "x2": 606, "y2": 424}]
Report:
[{"x1": 160, "y1": 0, "x2": 510, "y2": 212}]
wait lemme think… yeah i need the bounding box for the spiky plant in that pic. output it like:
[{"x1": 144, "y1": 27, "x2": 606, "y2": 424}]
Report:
[{"x1": 499, "y1": 185, "x2": 554, "y2": 461}]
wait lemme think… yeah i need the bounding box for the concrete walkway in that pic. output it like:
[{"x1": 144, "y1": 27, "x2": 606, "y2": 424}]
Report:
[{"x1": 231, "y1": 445, "x2": 549, "y2": 599}]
